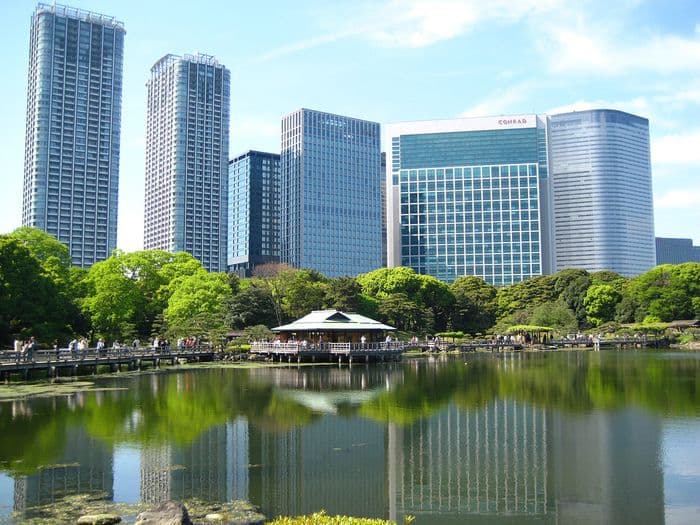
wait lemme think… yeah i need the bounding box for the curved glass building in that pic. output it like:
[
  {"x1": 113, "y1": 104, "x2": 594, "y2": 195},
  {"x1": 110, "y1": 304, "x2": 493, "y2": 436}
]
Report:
[{"x1": 548, "y1": 110, "x2": 655, "y2": 276}]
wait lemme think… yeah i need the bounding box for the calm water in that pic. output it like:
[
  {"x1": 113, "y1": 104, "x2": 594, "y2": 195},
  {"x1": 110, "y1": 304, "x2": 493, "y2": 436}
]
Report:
[{"x1": 2, "y1": 351, "x2": 700, "y2": 524}]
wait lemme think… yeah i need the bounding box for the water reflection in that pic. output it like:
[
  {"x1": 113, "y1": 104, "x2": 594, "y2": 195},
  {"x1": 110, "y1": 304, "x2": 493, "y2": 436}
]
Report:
[{"x1": 0, "y1": 352, "x2": 698, "y2": 523}]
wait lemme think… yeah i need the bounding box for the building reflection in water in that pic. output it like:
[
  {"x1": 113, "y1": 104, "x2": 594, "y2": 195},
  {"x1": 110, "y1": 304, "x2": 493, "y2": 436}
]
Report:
[
  {"x1": 388, "y1": 401, "x2": 549, "y2": 522},
  {"x1": 13, "y1": 427, "x2": 114, "y2": 513},
  {"x1": 5, "y1": 361, "x2": 666, "y2": 524},
  {"x1": 140, "y1": 418, "x2": 249, "y2": 504}
]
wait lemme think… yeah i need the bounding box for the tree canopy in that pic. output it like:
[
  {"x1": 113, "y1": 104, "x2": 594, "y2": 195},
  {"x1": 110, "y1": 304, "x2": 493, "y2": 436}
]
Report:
[{"x1": 2, "y1": 228, "x2": 699, "y2": 348}]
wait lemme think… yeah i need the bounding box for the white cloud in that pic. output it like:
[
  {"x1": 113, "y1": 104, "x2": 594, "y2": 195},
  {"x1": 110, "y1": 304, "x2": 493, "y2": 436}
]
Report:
[
  {"x1": 371, "y1": 0, "x2": 563, "y2": 48},
  {"x1": 250, "y1": 28, "x2": 366, "y2": 64},
  {"x1": 658, "y1": 86, "x2": 700, "y2": 107},
  {"x1": 544, "y1": 26, "x2": 700, "y2": 75},
  {"x1": 232, "y1": 116, "x2": 282, "y2": 154},
  {"x1": 371, "y1": 1, "x2": 482, "y2": 48},
  {"x1": 459, "y1": 84, "x2": 531, "y2": 117},
  {"x1": 655, "y1": 189, "x2": 700, "y2": 209},
  {"x1": 251, "y1": 0, "x2": 565, "y2": 61},
  {"x1": 652, "y1": 130, "x2": 700, "y2": 165}
]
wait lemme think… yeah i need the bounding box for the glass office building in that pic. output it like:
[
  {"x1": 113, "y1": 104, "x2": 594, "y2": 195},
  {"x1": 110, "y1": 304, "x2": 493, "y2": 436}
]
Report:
[
  {"x1": 144, "y1": 53, "x2": 230, "y2": 272},
  {"x1": 22, "y1": 4, "x2": 125, "y2": 267},
  {"x1": 655, "y1": 237, "x2": 700, "y2": 265},
  {"x1": 280, "y1": 109, "x2": 382, "y2": 277},
  {"x1": 548, "y1": 109, "x2": 655, "y2": 276},
  {"x1": 228, "y1": 151, "x2": 281, "y2": 276},
  {"x1": 386, "y1": 116, "x2": 553, "y2": 285}
]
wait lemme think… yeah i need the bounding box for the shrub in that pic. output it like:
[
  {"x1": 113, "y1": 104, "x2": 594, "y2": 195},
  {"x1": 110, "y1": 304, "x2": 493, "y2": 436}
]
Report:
[{"x1": 267, "y1": 511, "x2": 414, "y2": 525}]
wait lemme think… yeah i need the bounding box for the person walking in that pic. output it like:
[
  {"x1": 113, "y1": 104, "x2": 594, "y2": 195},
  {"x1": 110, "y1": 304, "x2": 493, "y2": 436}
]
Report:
[{"x1": 26, "y1": 337, "x2": 37, "y2": 362}]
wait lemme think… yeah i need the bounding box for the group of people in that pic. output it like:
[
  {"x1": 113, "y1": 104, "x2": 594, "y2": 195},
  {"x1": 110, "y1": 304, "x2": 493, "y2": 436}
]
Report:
[
  {"x1": 9, "y1": 334, "x2": 207, "y2": 363},
  {"x1": 13, "y1": 337, "x2": 37, "y2": 361}
]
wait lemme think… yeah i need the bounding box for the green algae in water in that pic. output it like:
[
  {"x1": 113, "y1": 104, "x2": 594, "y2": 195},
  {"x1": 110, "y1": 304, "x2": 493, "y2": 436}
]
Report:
[{"x1": 0, "y1": 382, "x2": 128, "y2": 402}]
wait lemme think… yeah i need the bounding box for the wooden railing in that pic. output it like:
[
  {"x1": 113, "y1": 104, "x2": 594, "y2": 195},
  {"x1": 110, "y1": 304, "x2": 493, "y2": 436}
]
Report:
[
  {"x1": 250, "y1": 341, "x2": 405, "y2": 354},
  {"x1": 0, "y1": 345, "x2": 214, "y2": 364}
]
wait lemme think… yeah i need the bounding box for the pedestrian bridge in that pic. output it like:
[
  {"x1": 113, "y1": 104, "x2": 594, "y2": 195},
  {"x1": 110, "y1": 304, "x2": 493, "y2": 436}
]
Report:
[{"x1": 0, "y1": 346, "x2": 217, "y2": 380}]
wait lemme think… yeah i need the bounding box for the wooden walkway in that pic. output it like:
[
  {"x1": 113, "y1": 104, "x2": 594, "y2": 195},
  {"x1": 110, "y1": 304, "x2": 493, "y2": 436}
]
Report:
[
  {"x1": 250, "y1": 341, "x2": 405, "y2": 363},
  {"x1": 0, "y1": 346, "x2": 217, "y2": 380},
  {"x1": 417, "y1": 336, "x2": 666, "y2": 353}
]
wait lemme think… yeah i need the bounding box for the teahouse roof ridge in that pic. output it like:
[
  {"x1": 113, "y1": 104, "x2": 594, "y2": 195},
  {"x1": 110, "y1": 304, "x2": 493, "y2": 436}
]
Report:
[{"x1": 272, "y1": 309, "x2": 396, "y2": 332}]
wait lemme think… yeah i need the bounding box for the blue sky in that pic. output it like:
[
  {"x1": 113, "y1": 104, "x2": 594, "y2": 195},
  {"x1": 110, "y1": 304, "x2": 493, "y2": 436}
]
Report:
[{"x1": 1, "y1": 0, "x2": 699, "y2": 252}]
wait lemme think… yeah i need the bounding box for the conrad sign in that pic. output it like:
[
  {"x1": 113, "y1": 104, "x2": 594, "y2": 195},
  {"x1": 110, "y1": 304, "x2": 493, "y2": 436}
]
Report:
[{"x1": 498, "y1": 118, "x2": 528, "y2": 125}]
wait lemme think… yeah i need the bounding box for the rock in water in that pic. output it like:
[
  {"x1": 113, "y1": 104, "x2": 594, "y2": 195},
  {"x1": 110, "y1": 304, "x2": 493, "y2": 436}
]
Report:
[
  {"x1": 76, "y1": 515, "x2": 122, "y2": 525},
  {"x1": 135, "y1": 501, "x2": 192, "y2": 525}
]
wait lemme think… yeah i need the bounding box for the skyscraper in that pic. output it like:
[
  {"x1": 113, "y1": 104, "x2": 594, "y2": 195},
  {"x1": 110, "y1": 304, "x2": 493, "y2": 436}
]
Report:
[
  {"x1": 22, "y1": 3, "x2": 125, "y2": 267},
  {"x1": 228, "y1": 151, "x2": 281, "y2": 276},
  {"x1": 144, "y1": 53, "x2": 230, "y2": 272},
  {"x1": 386, "y1": 115, "x2": 553, "y2": 285},
  {"x1": 548, "y1": 109, "x2": 655, "y2": 276},
  {"x1": 280, "y1": 109, "x2": 382, "y2": 277}
]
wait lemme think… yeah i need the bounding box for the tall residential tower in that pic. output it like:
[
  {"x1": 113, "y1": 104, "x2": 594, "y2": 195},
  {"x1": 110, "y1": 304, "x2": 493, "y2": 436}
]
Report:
[
  {"x1": 144, "y1": 53, "x2": 230, "y2": 272},
  {"x1": 22, "y1": 3, "x2": 125, "y2": 267},
  {"x1": 280, "y1": 109, "x2": 382, "y2": 277}
]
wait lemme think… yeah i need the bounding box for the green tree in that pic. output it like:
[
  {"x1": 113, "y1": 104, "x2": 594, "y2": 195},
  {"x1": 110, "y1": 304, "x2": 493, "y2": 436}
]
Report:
[
  {"x1": 8, "y1": 226, "x2": 72, "y2": 285},
  {"x1": 625, "y1": 263, "x2": 700, "y2": 321},
  {"x1": 230, "y1": 324, "x2": 275, "y2": 348},
  {"x1": 584, "y1": 284, "x2": 623, "y2": 326},
  {"x1": 324, "y1": 276, "x2": 363, "y2": 312},
  {"x1": 164, "y1": 270, "x2": 232, "y2": 342},
  {"x1": 529, "y1": 300, "x2": 578, "y2": 333},
  {"x1": 590, "y1": 270, "x2": 626, "y2": 286},
  {"x1": 81, "y1": 250, "x2": 204, "y2": 339},
  {"x1": 0, "y1": 237, "x2": 71, "y2": 345},
  {"x1": 450, "y1": 276, "x2": 497, "y2": 334},
  {"x1": 554, "y1": 269, "x2": 592, "y2": 328},
  {"x1": 378, "y1": 293, "x2": 433, "y2": 333},
  {"x1": 228, "y1": 281, "x2": 279, "y2": 328},
  {"x1": 249, "y1": 263, "x2": 297, "y2": 325},
  {"x1": 281, "y1": 268, "x2": 329, "y2": 319},
  {"x1": 416, "y1": 274, "x2": 455, "y2": 332},
  {"x1": 495, "y1": 274, "x2": 558, "y2": 319},
  {"x1": 357, "y1": 267, "x2": 423, "y2": 299}
]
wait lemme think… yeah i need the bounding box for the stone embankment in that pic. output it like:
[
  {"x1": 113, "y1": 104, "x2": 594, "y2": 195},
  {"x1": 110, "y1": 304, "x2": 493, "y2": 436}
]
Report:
[
  {"x1": 127, "y1": 500, "x2": 265, "y2": 525},
  {"x1": 16, "y1": 493, "x2": 265, "y2": 525}
]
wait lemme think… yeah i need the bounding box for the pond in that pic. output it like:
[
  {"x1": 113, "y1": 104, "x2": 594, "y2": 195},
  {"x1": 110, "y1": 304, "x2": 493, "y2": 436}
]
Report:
[{"x1": 1, "y1": 351, "x2": 700, "y2": 524}]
